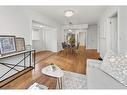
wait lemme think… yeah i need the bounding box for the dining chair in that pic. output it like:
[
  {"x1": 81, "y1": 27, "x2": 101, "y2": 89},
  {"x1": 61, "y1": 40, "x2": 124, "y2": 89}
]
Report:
[{"x1": 61, "y1": 42, "x2": 68, "y2": 55}]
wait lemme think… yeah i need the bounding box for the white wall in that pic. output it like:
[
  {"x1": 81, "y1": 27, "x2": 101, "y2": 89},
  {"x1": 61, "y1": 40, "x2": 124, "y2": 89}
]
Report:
[
  {"x1": 57, "y1": 26, "x2": 62, "y2": 52},
  {"x1": 118, "y1": 7, "x2": 127, "y2": 53},
  {"x1": 0, "y1": 6, "x2": 61, "y2": 52},
  {"x1": 86, "y1": 25, "x2": 97, "y2": 49},
  {"x1": 0, "y1": 7, "x2": 30, "y2": 44}
]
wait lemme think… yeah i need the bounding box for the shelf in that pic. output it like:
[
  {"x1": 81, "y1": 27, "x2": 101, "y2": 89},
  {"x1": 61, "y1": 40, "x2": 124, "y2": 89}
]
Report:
[{"x1": 0, "y1": 49, "x2": 35, "y2": 59}]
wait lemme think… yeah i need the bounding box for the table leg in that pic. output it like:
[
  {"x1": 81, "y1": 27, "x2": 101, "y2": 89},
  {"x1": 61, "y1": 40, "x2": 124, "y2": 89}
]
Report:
[
  {"x1": 57, "y1": 77, "x2": 62, "y2": 89},
  {"x1": 57, "y1": 78, "x2": 60, "y2": 89},
  {"x1": 60, "y1": 77, "x2": 62, "y2": 89}
]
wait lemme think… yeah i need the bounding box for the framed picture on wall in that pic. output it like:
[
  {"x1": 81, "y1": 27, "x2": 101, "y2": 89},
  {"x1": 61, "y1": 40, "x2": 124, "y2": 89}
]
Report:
[
  {"x1": 15, "y1": 37, "x2": 25, "y2": 52},
  {"x1": 0, "y1": 35, "x2": 16, "y2": 55}
]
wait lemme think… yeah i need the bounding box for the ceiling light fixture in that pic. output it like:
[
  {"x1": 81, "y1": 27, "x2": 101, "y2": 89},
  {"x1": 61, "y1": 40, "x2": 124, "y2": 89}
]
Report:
[
  {"x1": 64, "y1": 10, "x2": 74, "y2": 17},
  {"x1": 68, "y1": 29, "x2": 72, "y2": 32},
  {"x1": 40, "y1": 25, "x2": 43, "y2": 27},
  {"x1": 67, "y1": 21, "x2": 73, "y2": 32}
]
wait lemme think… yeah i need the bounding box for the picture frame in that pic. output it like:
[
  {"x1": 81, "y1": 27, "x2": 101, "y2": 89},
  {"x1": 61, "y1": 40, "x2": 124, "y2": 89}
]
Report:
[
  {"x1": 0, "y1": 35, "x2": 16, "y2": 55},
  {"x1": 15, "y1": 37, "x2": 25, "y2": 52}
]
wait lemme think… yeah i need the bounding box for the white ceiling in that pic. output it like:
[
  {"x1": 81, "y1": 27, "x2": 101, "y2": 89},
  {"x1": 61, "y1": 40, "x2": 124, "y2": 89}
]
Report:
[{"x1": 28, "y1": 6, "x2": 107, "y2": 25}]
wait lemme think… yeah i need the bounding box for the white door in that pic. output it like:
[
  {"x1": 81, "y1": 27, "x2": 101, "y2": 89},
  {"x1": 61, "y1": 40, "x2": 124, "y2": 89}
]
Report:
[
  {"x1": 45, "y1": 27, "x2": 57, "y2": 52},
  {"x1": 87, "y1": 28, "x2": 97, "y2": 49},
  {"x1": 32, "y1": 21, "x2": 45, "y2": 52},
  {"x1": 79, "y1": 32, "x2": 86, "y2": 46},
  {"x1": 109, "y1": 17, "x2": 118, "y2": 54},
  {"x1": 32, "y1": 28, "x2": 44, "y2": 52}
]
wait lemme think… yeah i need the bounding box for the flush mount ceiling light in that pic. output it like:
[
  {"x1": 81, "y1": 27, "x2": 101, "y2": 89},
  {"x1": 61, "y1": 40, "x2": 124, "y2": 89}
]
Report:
[
  {"x1": 68, "y1": 29, "x2": 72, "y2": 32},
  {"x1": 64, "y1": 10, "x2": 74, "y2": 17},
  {"x1": 39, "y1": 25, "x2": 43, "y2": 27}
]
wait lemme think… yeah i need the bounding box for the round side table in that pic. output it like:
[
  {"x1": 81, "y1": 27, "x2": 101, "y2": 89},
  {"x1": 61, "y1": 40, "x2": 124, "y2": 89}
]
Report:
[{"x1": 41, "y1": 65, "x2": 64, "y2": 89}]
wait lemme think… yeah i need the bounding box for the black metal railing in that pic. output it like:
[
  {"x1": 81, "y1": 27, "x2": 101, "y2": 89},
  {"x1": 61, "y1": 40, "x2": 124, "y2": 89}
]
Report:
[{"x1": 0, "y1": 50, "x2": 35, "y2": 87}]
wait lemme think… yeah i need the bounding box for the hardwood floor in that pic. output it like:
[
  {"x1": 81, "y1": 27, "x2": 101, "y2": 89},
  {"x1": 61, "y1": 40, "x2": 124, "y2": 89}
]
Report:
[
  {"x1": 0, "y1": 47, "x2": 99, "y2": 89},
  {"x1": 35, "y1": 51, "x2": 55, "y2": 63}
]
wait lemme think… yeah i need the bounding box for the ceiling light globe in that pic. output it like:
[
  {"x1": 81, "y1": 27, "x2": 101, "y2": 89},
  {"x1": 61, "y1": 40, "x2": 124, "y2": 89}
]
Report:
[
  {"x1": 68, "y1": 29, "x2": 72, "y2": 32},
  {"x1": 65, "y1": 10, "x2": 74, "y2": 17}
]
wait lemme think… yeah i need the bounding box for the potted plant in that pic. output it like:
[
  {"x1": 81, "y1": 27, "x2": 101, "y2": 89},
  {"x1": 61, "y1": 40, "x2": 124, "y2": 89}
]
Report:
[
  {"x1": 50, "y1": 63, "x2": 57, "y2": 71},
  {"x1": 69, "y1": 36, "x2": 75, "y2": 46}
]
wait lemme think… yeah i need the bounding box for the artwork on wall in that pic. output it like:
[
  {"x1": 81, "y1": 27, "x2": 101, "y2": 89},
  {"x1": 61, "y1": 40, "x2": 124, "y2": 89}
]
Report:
[
  {"x1": 15, "y1": 37, "x2": 25, "y2": 52},
  {"x1": 0, "y1": 35, "x2": 16, "y2": 55}
]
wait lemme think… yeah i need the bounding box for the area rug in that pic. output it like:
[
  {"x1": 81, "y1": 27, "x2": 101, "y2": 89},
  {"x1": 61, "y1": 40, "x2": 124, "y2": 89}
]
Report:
[{"x1": 57, "y1": 71, "x2": 87, "y2": 89}]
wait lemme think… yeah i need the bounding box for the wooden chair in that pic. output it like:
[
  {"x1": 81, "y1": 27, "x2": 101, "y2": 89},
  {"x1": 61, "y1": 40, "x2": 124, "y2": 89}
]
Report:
[{"x1": 61, "y1": 42, "x2": 68, "y2": 55}]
